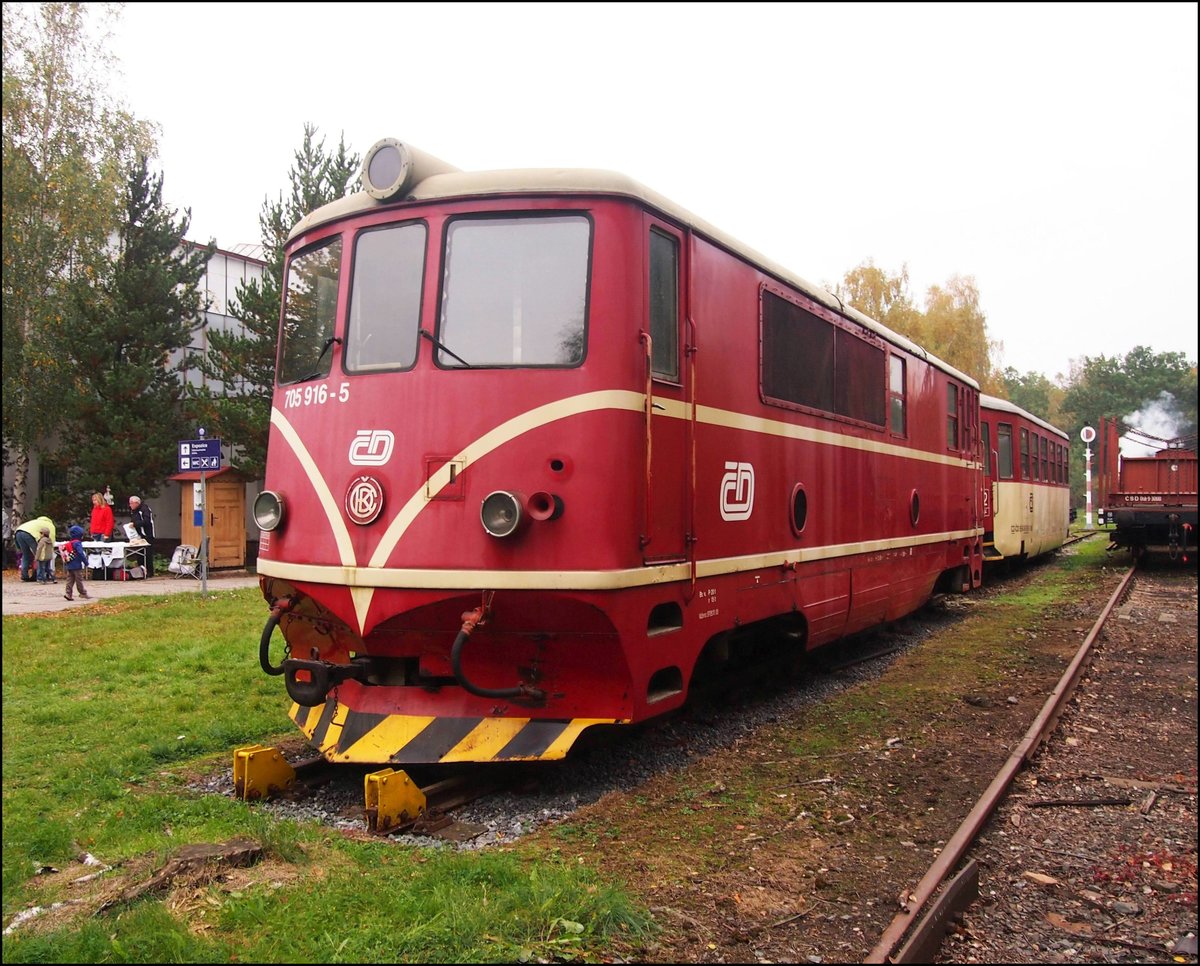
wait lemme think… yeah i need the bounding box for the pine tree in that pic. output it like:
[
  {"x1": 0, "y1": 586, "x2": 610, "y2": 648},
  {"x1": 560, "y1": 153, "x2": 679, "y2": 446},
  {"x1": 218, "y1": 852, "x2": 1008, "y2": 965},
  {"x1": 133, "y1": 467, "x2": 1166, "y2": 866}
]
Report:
[
  {"x1": 55, "y1": 156, "x2": 211, "y2": 515},
  {"x1": 197, "y1": 124, "x2": 359, "y2": 478}
]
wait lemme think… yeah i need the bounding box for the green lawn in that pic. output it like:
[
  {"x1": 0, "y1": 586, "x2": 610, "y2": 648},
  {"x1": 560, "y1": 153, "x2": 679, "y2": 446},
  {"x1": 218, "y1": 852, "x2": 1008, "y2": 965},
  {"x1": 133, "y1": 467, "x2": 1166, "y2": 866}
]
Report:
[{"x1": 2, "y1": 587, "x2": 648, "y2": 963}]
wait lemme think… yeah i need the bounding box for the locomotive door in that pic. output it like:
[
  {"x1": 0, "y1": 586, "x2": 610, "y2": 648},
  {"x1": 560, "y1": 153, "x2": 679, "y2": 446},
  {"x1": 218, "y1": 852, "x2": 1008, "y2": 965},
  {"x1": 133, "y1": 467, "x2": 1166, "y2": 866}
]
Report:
[{"x1": 642, "y1": 218, "x2": 690, "y2": 564}]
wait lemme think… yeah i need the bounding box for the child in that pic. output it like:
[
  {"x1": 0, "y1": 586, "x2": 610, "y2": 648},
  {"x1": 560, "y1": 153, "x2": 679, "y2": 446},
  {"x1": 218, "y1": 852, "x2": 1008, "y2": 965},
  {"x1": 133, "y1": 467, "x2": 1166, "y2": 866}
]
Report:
[
  {"x1": 35, "y1": 527, "x2": 55, "y2": 583},
  {"x1": 62, "y1": 524, "x2": 91, "y2": 601}
]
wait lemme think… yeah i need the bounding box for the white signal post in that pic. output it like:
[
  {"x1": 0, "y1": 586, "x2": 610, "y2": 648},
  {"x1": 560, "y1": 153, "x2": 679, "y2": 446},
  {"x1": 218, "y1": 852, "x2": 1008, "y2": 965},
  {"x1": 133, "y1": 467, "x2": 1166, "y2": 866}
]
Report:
[
  {"x1": 1081, "y1": 425, "x2": 1096, "y2": 528},
  {"x1": 197, "y1": 428, "x2": 209, "y2": 595},
  {"x1": 179, "y1": 430, "x2": 222, "y2": 595}
]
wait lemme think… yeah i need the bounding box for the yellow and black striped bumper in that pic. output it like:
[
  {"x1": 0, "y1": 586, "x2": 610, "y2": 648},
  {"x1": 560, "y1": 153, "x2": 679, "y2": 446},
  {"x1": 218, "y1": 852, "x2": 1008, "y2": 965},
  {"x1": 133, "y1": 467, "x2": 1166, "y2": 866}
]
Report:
[{"x1": 291, "y1": 699, "x2": 624, "y2": 763}]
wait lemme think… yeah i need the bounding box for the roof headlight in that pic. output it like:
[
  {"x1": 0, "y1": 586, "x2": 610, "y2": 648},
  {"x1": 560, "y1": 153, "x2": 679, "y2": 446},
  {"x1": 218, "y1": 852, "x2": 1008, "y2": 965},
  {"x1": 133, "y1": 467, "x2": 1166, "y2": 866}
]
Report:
[{"x1": 363, "y1": 138, "x2": 413, "y2": 201}]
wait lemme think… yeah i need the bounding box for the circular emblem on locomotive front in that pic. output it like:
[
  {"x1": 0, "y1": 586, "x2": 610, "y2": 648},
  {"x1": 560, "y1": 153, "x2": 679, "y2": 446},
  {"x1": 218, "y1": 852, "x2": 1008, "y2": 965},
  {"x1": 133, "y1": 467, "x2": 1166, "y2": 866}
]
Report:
[{"x1": 345, "y1": 476, "x2": 384, "y2": 525}]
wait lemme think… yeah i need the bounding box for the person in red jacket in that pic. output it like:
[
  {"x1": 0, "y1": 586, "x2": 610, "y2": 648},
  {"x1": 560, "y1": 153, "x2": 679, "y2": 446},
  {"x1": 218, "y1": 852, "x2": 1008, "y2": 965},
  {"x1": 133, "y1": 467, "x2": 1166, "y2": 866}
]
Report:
[{"x1": 89, "y1": 491, "x2": 114, "y2": 541}]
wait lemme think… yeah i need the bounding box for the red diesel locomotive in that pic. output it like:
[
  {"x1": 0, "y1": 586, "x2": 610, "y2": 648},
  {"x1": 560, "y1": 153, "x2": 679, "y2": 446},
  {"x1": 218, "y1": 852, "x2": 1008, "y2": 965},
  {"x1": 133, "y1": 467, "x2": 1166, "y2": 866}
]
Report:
[{"x1": 254, "y1": 138, "x2": 985, "y2": 764}]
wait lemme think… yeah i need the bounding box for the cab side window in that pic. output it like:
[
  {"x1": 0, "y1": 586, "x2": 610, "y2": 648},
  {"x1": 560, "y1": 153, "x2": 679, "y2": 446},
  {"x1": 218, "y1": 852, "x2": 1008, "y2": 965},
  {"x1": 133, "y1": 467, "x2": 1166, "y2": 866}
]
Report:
[
  {"x1": 889, "y1": 355, "x2": 907, "y2": 436},
  {"x1": 649, "y1": 229, "x2": 679, "y2": 381}
]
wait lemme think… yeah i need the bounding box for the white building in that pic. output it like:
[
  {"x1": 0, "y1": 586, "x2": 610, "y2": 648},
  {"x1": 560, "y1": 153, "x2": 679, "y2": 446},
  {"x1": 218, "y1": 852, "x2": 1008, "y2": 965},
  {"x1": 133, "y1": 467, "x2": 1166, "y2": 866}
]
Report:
[{"x1": 4, "y1": 242, "x2": 270, "y2": 569}]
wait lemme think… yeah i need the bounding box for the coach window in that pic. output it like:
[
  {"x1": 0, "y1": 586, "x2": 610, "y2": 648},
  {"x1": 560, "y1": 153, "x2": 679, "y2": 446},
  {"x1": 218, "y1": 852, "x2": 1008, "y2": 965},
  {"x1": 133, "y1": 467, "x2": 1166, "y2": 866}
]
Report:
[
  {"x1": 946, "y1": 384, "x2": 960, "y2": 450},
  {"x1": 888, "y1": 356, "x2": 907, "y2": 435},
  {"x1": 997, "y1": 423, "x2": 1014, "y2": 479},
  {"x1": 834, "y1": 328, "x2": 885, "y2": 424},
  {"x1": 438, "y1": 215, "x2": 590, "y2": 367},
  {"x1": 1040, "y1": 436, "x2": 1049, "y2": 481},
  {"x1": 761, "y1": 291, "x2": 884, "y2": 425},
  {"x1": 1020, "y1": 429, "x2": 1030, "y2": 479},
  {"x1": 981, "y1": 422, "x2": 991, "y2": 475},
  {"x1": 1031, "y1": 433, "x2": 1040, "y2": 480},
  {"x1": 279, "y1": 235, "x2": 343, "y2": 385},
  {"x1": 345, "y1": 222, "x2": 426, "y2": 372},
  {"x1": 649, "y1": 229, "x2": 680, "y2": 381}
]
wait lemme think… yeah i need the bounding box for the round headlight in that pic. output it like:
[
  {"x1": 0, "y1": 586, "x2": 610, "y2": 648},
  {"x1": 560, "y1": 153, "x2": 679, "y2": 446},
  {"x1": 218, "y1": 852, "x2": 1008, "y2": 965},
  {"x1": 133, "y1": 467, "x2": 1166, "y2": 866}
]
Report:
[
  {"x1": 481, "y1": 491, "x2": 522, "y2": 538},
  {"x1": 254, "y1": 490, "x2": 285, "y2": 532},
  {"x1": 363, "y1": 138, "x2": 412, "y2": 200}
]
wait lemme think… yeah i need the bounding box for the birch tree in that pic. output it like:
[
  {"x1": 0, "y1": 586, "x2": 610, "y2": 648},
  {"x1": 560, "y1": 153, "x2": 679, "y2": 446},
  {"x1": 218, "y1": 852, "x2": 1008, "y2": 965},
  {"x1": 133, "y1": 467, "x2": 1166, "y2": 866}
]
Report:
[{"x1": 2, "y1": 1, "x2": 154, "y2": 517}]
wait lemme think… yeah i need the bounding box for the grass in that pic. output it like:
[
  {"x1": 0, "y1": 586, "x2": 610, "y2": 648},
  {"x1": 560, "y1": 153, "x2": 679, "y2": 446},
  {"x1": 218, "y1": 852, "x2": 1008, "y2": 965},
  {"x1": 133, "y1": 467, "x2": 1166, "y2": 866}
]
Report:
[
  {"x1": 2, "y1": 587, "x2": 651, "y2": 963},
  {"x1": 4, "y1": 539, "x2": 1116, "y2": 961}
]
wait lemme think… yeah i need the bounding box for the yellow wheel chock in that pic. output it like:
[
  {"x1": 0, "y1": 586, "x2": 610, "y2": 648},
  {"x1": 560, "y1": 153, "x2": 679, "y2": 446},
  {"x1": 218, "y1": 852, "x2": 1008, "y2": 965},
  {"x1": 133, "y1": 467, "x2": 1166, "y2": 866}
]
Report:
[
  {"x1": 365, "y1": 768, "x2": 426, "y2": 833},
  {"x1": 233, "y1": 744, "x2": 297, "y2": 801}
]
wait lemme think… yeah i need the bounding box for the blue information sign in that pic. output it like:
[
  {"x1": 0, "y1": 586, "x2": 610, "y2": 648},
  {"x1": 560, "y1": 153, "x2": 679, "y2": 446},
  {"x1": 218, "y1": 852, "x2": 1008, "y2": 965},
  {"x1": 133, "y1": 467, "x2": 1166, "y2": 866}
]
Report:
[{"x1": 178, "y1": 438, "x2": 223, "y2": 473}]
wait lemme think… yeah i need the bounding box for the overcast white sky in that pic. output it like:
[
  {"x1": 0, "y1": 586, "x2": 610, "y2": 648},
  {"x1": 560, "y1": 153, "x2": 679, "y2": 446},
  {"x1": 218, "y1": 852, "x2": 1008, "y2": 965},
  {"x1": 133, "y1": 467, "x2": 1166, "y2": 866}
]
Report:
[{"x1": 105, "y1": 1, "x2": 1198, "y2": 382}]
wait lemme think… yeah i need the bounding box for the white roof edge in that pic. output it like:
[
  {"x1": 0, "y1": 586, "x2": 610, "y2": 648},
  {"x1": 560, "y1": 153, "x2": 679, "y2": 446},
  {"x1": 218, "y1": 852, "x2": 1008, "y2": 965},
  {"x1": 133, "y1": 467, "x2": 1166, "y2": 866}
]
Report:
[
  {"x1": 980, "y1": 393, "x2": 1069, "y2": 440},
  {"x1": 288, "y1": 167, "x2": 978, "y2": 388}
]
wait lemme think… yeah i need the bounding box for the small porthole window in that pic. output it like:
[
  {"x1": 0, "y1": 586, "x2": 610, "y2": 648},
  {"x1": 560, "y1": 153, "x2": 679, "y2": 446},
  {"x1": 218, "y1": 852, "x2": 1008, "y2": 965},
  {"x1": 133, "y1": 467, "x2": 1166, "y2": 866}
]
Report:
[
  {"x1": 910, "y1": 489, "x2": 921, "y2": 526},
  {"x1": 790, "y1": 484, "x2": 808, "y2": 536}
]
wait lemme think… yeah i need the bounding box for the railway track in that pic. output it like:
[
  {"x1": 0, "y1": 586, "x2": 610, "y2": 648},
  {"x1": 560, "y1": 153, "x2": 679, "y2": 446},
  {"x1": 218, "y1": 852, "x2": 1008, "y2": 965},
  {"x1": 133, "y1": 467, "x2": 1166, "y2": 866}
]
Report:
[{"x1": 866, "y1": 561, "x2": 1198, "y2": 963}]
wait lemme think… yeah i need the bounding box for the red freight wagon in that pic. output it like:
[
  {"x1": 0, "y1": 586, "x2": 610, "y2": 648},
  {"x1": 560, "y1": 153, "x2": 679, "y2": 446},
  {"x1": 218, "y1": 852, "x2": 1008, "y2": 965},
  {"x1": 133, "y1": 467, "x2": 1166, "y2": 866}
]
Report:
[
  {"x1": 253, "y1": 139, "x2": 984, "y2": 765},
  {"x1": 1097, "y1": 415, "x2": 1198, "y2": 561}
]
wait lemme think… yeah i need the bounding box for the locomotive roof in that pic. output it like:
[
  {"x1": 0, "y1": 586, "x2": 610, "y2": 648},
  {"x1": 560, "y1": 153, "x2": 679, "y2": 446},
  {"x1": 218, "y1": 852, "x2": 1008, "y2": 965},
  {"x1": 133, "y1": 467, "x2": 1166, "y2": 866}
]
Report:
[
  {"x1": 289, "y1": 161, "x2": 978, "y2": 388},
  {"x1": 980, "y1": 393, "x2": 1069, "y2": 440}
]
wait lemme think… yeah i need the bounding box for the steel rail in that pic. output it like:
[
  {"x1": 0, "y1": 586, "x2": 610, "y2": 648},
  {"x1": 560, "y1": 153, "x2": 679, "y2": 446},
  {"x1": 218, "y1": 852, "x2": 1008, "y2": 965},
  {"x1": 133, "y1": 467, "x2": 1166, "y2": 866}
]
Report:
[{"x1": 863, "y1": 562, "x2": 1138, "y2": 963}]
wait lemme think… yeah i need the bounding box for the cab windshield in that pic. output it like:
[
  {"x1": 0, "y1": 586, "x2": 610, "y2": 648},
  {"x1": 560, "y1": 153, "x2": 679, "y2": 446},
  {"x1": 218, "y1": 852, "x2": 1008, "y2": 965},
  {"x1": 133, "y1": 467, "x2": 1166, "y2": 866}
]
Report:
[
  {"x1": 344, "y1": 222, "x2": 426, "y2": 373},
  {"x1": 436, "y1": 215, "x2": 590, "y2": 368},
  {"x1": 278, "y1": 236, "x2": 342, "y2": 385}
]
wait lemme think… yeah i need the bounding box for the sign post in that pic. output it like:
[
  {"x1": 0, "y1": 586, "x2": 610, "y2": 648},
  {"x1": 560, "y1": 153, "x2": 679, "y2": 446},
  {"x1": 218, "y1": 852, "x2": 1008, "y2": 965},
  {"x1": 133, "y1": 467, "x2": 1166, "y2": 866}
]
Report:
[
  {"x1": 178, "y1": 435, "x2": 222, "y2": 594},
  {"x1": 1080, "y1": 426, "x2": 1096, "y2": 529}
]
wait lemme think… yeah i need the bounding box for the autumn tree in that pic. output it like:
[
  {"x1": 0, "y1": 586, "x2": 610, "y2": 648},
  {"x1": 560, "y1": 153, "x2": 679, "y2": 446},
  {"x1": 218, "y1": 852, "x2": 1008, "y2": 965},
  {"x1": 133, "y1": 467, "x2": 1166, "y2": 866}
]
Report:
[
  {"x1": 43, "y1": 157, "x2": 212, "y2": 520},
  {"x1": 834, "y1": 262, "x2": 1002, "y2": 391},
  {"x1": 195, "y1": 123, "x2": 359, "y2": 478},
  {"x1": 834, "y1": 260, "x2": 922, "y2": 338},
  {"x1": 922, "y1": 275, "x2": 1002, "y2": 393},
  {"x1": 2, "y1": 1, "x2": 154, "y2": 518}
]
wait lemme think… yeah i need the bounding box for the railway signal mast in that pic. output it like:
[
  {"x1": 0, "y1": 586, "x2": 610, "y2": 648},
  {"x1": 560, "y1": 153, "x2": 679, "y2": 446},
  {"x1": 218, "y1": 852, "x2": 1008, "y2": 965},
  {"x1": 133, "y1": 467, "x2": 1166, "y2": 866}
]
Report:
[{"x1": 1081, "y1": 425, "x2": 1096, "y2": 528}]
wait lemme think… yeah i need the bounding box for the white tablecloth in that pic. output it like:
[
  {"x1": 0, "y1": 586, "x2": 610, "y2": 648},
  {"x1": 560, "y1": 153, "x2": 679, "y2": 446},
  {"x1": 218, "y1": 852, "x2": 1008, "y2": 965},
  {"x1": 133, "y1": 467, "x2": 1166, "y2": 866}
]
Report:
[{"x1": 59, "y1": 541, "x2": 147, "y2": 577}]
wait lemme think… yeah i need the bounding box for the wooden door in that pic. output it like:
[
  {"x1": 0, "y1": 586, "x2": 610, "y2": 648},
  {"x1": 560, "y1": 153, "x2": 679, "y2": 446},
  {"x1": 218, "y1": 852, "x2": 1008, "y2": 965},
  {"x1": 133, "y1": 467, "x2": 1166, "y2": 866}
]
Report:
[{"x1": 180, "y1": 480, "x2": 245, "y2": 568}]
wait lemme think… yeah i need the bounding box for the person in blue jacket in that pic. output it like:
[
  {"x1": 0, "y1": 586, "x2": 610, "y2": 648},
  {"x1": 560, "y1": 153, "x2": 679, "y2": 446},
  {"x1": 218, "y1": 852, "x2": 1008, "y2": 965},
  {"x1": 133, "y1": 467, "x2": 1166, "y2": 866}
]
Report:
[{"x1": 62, "y1": 525, "x2": 91, "y2": 601}]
